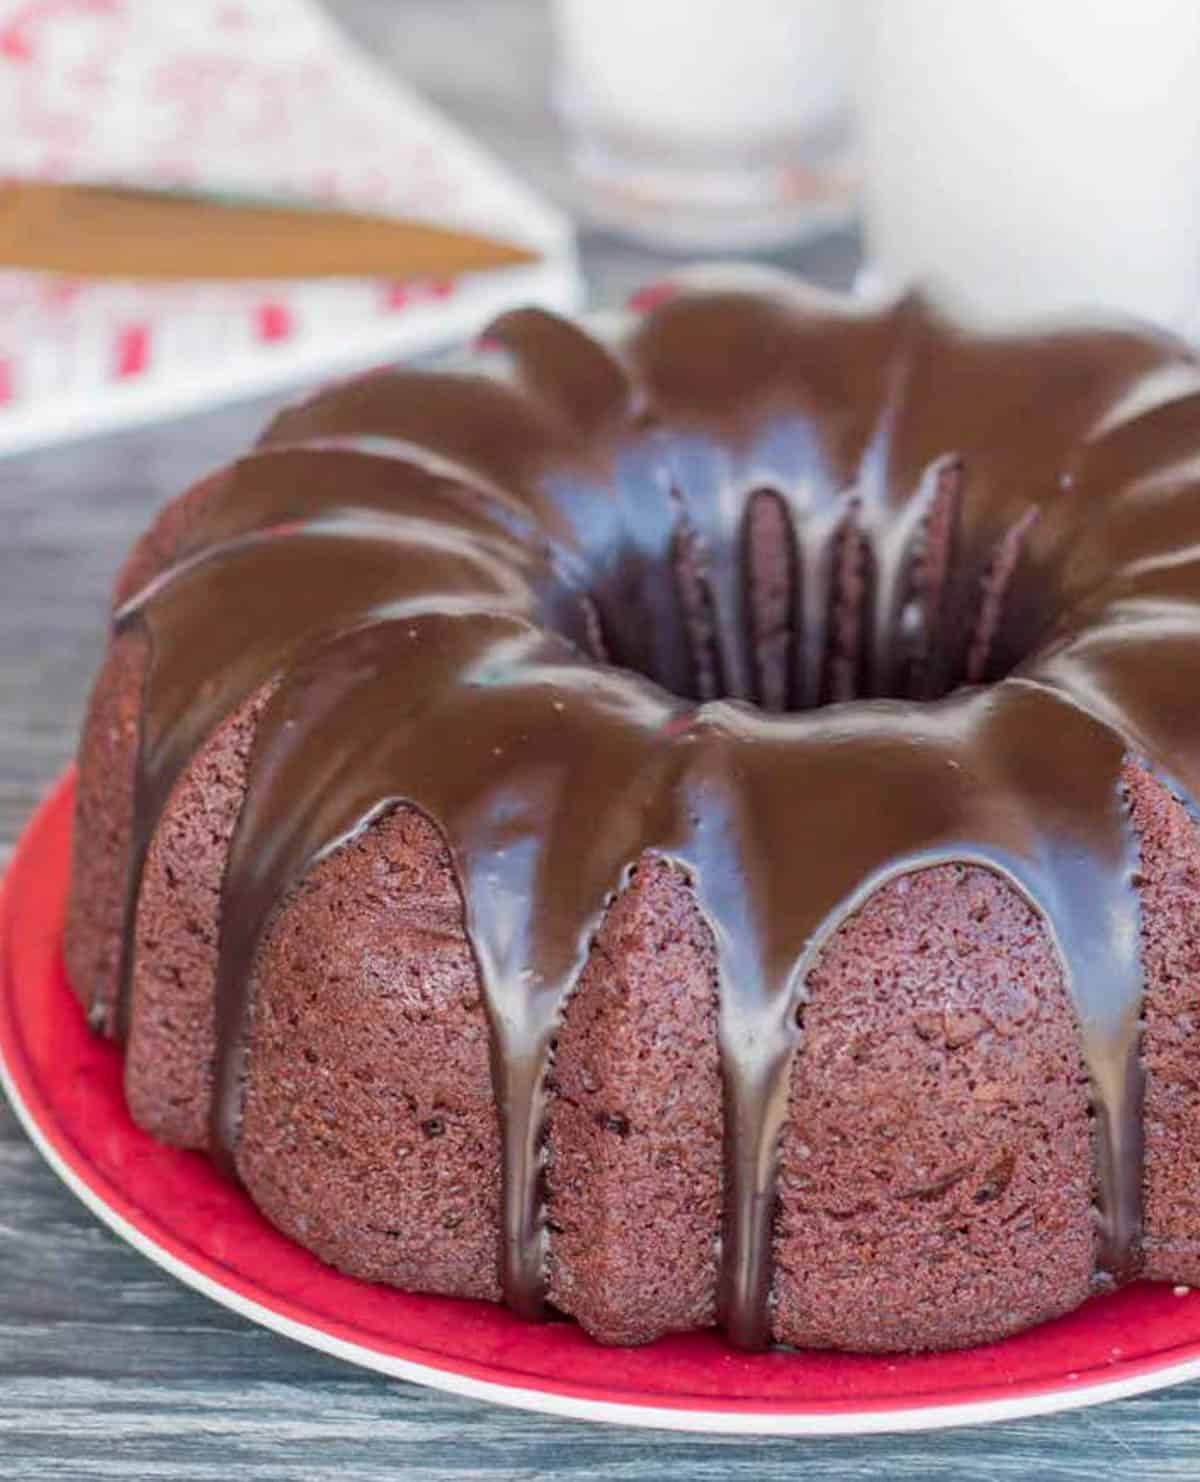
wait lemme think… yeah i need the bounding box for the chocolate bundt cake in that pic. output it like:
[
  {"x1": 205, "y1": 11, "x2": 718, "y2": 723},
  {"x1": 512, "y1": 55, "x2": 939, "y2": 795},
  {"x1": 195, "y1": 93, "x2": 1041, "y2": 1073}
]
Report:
[{"x1": 64, "y1": 268, "x2": 1200, "y2": 1352}]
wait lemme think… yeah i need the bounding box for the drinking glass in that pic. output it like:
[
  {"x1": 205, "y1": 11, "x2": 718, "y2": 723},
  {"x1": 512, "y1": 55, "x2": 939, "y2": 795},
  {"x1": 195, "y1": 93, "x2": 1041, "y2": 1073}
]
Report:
[{"x1": 551, "y1": 0, "x2": 856, "y2": 252}]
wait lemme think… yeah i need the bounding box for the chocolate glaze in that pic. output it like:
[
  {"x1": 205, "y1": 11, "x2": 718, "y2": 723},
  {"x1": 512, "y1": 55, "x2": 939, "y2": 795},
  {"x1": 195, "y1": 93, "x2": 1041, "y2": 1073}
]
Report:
[{"x1": 107, "y1": 269, "x2": 1200, "y2": 1346}]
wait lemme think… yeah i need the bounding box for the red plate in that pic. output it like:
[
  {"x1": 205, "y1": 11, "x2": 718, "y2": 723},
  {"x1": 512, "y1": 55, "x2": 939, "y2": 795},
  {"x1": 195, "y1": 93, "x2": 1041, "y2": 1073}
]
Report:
[{"x1": 5, "y1": 771, "x2": 1200, "y2": 1434}]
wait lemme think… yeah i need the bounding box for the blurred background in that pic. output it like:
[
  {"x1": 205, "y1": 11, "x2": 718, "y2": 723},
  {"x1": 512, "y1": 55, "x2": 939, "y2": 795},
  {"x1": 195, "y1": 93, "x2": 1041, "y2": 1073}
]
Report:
[
  {"x1": 0, "y1": 0, "x2": 860, "y2": 454},
  {"x1": 4, "y1": 0, "x2": 1199, "y2": 456}
]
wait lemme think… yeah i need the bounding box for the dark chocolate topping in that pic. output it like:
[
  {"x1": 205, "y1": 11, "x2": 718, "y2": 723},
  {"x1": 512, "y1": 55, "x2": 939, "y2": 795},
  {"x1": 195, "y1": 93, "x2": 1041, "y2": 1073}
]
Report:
[{"x1": 111, "y1": 269, "x2": 1200, "y2": 1345}]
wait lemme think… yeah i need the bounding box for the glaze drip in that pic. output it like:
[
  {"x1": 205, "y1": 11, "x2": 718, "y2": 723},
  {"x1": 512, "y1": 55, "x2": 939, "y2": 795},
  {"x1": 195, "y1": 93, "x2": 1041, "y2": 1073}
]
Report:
[{"x1": 107, "y1": 273, "x2": 1200, "y2": 1345}]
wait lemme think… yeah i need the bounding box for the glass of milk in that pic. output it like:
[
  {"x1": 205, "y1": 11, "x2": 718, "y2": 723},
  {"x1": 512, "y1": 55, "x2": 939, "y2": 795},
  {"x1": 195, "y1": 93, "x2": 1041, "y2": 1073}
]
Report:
[
  {"x1": 551, "y1": 0, "x2": 855, "y2": 252},
  {"x1": 857, "y1": 0, "x2": 1200, "y2": 332}
]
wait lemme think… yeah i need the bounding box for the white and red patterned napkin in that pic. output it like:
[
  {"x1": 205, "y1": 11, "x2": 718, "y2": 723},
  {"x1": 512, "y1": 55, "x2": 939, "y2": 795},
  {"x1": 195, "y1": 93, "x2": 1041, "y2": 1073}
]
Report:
[{"x1": 0, "y1": 0, "x2": 580, "y2": 453}]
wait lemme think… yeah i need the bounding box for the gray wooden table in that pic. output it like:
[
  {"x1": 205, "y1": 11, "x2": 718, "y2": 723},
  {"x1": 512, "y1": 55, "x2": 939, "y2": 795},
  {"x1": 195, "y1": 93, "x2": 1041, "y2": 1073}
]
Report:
[{"x1": 1, "y1": 3, "x2": 1197, "y2": 1475}]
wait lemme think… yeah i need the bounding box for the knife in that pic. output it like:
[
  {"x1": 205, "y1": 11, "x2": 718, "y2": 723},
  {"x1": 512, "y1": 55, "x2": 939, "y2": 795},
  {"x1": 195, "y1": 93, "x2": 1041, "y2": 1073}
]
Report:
[{"x1": 0, "y1": 180, "x2": 540, "y2": 280}]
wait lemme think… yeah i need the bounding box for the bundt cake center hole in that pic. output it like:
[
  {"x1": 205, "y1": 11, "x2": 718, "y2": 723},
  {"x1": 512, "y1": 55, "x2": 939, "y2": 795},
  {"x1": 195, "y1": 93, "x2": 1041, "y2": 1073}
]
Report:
[{"x1": 576, "y1": 477, "x2": 1042, "y2": 712}]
